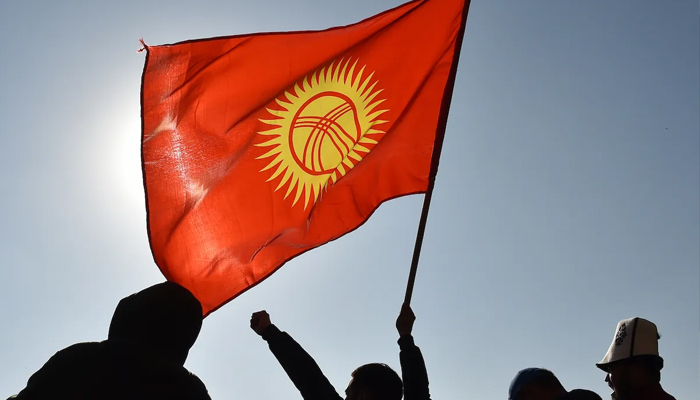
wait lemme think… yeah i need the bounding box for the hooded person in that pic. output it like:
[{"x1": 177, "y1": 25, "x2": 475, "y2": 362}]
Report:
[
  {"x1": 508, "y1": 368, "x2": 602, "y2": 400},
  {"x1": 10, "y1": 282, "x2": 211, "y2": 400},
  {"x1": 596, "y1": 317, "x2": 675, "y2": 400}
]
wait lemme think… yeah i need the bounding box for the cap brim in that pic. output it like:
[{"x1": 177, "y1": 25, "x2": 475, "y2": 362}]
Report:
[
  {"x1": 595, "y1": 362, "x2": 610, "y2": 372},
  {"x1": 597, "y1": 355, "x2": 663, "y2": 373}
]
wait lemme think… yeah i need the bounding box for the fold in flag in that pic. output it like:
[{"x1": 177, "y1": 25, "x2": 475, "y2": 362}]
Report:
[{"x1": 141, "y1": 0, "x2": 470, "y2": 315}]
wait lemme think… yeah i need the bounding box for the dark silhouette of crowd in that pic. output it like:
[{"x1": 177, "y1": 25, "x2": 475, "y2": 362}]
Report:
[{"x1": 8, "y1": 282, "x2": 676, "y2": 400}]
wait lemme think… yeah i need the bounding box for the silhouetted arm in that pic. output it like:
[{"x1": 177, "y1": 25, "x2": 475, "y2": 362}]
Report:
[
  {"x1": 262, "y1": 325, "x2": 343, "y2": 400},
  {"x1": 396, "y1": 304, "x2": 431, "y2": 400},
  {"x1": 399, "y1": 335, "x2": 431, "y2": 400}
]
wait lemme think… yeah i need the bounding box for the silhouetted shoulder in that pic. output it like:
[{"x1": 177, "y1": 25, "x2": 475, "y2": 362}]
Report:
[
  {"x1": 14, "y1": 342, "x2": 107, "y2": 398},
  {"x1": 181, "y1": 371, "x2": 212, "y2": 400},
  {"x1": 45, "y1": 342, "x2": 106, "y2": 363}
]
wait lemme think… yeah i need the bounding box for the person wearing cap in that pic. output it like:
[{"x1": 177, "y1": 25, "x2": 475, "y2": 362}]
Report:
[
  {"x1": 508, "y1": 368, "x2": 602, "y2": 400},
  {"x1": 596, "y1": 317, "x2": 676, "y2": 400}
]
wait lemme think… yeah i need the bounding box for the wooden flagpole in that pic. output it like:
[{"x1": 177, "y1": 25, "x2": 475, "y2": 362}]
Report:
[{"x1": 404, "y1": 0, "x2": 471, "y2": 305}]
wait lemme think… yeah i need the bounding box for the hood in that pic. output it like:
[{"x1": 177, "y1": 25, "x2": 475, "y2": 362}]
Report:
[{"x1": 108, "y1": 281, "x2": 203, "y2": 366}]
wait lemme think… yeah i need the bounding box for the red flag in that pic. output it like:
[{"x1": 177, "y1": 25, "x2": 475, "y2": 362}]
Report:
[{"x1": 141, "y1": 0, "x2": 470, "y2": 315}]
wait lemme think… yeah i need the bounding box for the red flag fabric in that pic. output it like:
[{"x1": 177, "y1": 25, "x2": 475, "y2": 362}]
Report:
[{"x1": 141, "y1": 0, "x2": 470, "y2": 315}]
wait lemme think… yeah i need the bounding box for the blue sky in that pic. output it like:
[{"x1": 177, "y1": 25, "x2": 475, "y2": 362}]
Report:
[{"x1": 1, "y1": 0, "x2": 698, "y2": 399}]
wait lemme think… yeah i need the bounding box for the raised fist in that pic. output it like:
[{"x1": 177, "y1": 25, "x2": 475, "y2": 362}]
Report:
[
  {"x1": 396, "y1": 303, "x2": 415, "y2": 337},
  {"x1": 250, "y1": 310, "x2": 272, "y2": 336}
]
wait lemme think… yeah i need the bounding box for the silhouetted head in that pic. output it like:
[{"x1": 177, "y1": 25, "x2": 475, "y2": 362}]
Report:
[
  {"x1": 108, "y1": 281, "x2": 203, "y2": 366},
  {"x1": 345, "y1": 363, "x2": 402, "y2": 400},
  {"x1": 603, "y1": 355, "x2": 663, "y2": 398},
  {"x1": 508, "y1": 368, "x2": 567, "y2": 400},
  {"x1": 559, "y1": 389, "x2": 603, "y2": 400}
]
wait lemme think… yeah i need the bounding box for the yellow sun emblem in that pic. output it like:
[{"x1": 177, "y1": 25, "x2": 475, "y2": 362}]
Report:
[{"x1": 257, "y1": 58, "x2": 389, "y2": 209}]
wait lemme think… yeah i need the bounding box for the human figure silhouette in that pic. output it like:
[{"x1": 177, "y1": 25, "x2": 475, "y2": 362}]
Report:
[
  {"x1": 10, "y1": 281, "x2": 211, "y2": 400},
  {"x1": 250, "y1": 303, "x2": 430, "y2": 400},
  {"x1": 596, "y1": 318, "x2": 675, "y2": 400}
]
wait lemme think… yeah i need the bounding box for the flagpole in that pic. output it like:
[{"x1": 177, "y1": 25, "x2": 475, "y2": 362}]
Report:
[
  {"x1": 404, "y1": 0, "x2": 471, "y2": 305},
  {"x1": 404, "y1": 177, "x2": 437, "y2": 305}
]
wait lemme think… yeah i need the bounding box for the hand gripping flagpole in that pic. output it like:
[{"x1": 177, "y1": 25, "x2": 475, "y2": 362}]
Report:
[{"x1": 404, "y1": 0, "x2": 471, "y2": 306}]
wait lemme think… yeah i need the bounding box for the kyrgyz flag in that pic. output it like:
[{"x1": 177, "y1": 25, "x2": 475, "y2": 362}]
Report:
[{"x1": 141, "y1": 0, "x2": 470, "y2": 315}]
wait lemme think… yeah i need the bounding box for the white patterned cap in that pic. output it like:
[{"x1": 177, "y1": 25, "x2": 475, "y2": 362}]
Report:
[{"x1": 596, "y1": 317, "x2": 662, "y2": 371}]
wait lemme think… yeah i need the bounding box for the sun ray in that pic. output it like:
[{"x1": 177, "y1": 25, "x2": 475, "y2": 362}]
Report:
[
  {"x1": 275, "y1": 167, "x2": 294, "y2": 190},
  {"x1": 303, "y1": 184, "x2": 312, "y2": 209},
  {"x1": 256, "y1": 147, "x2": 283, "y2": 160},
  {"x1": 326, "y1": 61, "x2": 336, "y2": 81},
  {"x1": 260, "y1": 156, "x2": 283, "y2": 173},
  {"x1": 367, "y1": 109, "x2": 389, "y2": 121},
  {"x1": 361, "y1": 82, "x2": 379, "y2": 102},
  {"x1": 352, "y1": 66, "x2": 366, "y2": 88},
  {"x1": 332, "y1": 58, "x2": 344, "y2": 82},
  {"x1": 275, "y1": 99, "x2": 290, "y2": 109},
  {"x1": 364, "y1": 89, "x2": 384, "y2": 107},
  {"x1": 358, "y1": 72, "x2": 375, "y2": 96},
  {"x1": 345, "y1": 62, "x2": 355, "y2": 85},
  {"x1": 354, "y1": 145, "x2": 370, "y2": 153},
  {"x1": 268, "y1": 164, "x2": 288, "y2": 183}
]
